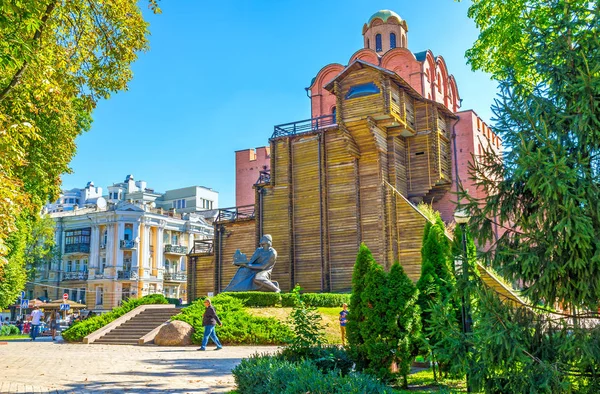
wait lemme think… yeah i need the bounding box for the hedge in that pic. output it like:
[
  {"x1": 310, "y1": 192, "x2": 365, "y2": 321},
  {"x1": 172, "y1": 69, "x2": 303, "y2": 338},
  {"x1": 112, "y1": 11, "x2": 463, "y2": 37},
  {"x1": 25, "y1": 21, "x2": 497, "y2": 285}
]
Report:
[
  {"x1": 232, "y1": 354, "x2": 393, "y2": 394},
  {"x1": 221, "y1": 291, "x2": 350, "y2": 308},
  {"x1": 172, "y1": 294, "x2": 293, "y2": 345},
  {"x1": 61, "y1": 294, "x2": 168, "y2": 342}
]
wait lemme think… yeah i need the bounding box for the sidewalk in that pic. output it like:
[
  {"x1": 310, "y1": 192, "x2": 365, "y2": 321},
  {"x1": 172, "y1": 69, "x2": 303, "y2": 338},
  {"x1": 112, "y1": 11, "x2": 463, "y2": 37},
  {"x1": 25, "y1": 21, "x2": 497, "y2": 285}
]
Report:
[{"x1": 0, "y1": 336, "x2": 279, "y2": 393}]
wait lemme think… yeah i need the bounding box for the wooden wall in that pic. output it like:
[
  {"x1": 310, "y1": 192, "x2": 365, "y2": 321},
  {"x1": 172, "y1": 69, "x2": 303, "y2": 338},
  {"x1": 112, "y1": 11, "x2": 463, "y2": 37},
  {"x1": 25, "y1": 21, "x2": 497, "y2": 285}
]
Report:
[
  {"x1": 261, "y1": 138, "x2": 293, "y2": 291},
  {"x1": 291, "y1": 134, "x2": 325, "y2": 292},
  {"x1": 325, "y1": 131, "x2": 360, "y2": 292},
  {"x1": 216, "y1": 220, "x2": 257, "y2": 292}
]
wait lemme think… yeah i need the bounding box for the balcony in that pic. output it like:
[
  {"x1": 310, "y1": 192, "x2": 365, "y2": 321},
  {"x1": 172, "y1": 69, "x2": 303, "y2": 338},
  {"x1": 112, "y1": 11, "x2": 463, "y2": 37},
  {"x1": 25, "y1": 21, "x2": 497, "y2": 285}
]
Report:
[
  {"x1": 117, "y1": 270, "x2": 138, "y2": 280},
  {"x1": 215, "y1": 205, "x2": 255, "y2": 223},
  {"x1": 64, "y1": 243, "x2": 90, "y2": 254},
  {"x1": 163, "y1": 272, "x2": 187, "y2": 282},
  {"x1": 164, "y1": 244, "x2": 187, "y2": 255},
  {"x1": 272, "y1": 114, "x2": 335, "y2": 140},
  {"x1": 120, "y1": 239, "x2": 136, "y2": 249},
  {"x1": 191, "y1": 239, "x2": 214, "y2": 254},
  {"x1": 62, "y1": 271, "x2": 89, "y2": 281}
]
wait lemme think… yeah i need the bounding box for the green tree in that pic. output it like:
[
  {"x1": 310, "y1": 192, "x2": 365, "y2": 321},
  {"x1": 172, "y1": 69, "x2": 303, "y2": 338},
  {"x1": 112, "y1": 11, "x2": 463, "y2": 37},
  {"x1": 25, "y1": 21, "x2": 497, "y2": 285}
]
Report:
[
  {"x1": 387, "y1": 262, "x2": 421, "y2": 388},
  {"x1": 416, "y1": 213, "x2": 457, "y2": 378},
  {"x1": 347, "y1": 243, "x2": 376, "y2": 369},
  {"x1": 454, "y1": 0, "x2": 600, "y2": 391},
  {"x1": 0, "y1": 0, "x2": 158, "y2": 305},
  {"x1": 287, "y1": 284, "x2": 326, "y2": 352},
  {"x1": 462, "y1": 0, "x2": 600, "y2": 312}
]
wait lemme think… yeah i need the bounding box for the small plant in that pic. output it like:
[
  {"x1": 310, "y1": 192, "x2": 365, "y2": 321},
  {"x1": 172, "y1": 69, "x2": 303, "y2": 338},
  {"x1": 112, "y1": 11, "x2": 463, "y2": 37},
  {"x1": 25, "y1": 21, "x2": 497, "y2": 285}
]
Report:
[{"x1": 287, "y1": 284, "x2": 326, "y2": 351}]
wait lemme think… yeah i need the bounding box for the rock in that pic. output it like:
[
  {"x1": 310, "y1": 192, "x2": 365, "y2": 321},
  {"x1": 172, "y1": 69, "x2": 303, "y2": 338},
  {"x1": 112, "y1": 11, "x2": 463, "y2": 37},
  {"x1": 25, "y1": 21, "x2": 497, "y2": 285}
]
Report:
[{"x1": 154, "y1": 320, "x2": 194, "y2": 346}]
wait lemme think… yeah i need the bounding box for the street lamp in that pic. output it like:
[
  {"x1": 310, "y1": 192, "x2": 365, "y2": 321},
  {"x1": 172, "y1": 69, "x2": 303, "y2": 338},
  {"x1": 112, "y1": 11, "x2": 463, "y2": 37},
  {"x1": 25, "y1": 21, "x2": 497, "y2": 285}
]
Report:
[{"x1": 454, "y1": 208, "x2": 472, "y2": 393}]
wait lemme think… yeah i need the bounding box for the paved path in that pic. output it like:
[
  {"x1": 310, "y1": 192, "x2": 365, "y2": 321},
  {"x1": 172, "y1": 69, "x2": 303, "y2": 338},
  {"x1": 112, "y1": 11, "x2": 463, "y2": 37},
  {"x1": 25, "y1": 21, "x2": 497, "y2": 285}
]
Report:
[{"x1": 0, "y1": 337, "x2": 279, "y2": 393}]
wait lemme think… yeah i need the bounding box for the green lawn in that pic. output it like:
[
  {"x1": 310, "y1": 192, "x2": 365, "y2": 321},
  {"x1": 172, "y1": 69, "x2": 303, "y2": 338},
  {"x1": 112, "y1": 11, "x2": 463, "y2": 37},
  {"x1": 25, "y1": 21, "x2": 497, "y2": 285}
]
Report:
[{"x1": 0, "y1": 334, "x2": 29, "y2": 340}]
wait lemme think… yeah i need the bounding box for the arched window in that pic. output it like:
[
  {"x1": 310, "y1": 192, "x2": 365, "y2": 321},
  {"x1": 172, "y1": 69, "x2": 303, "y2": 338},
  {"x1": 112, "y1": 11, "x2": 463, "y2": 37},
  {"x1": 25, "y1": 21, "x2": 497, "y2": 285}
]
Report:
[
  {"x1": 390, "y1": 33, "x2": 397, "y2": 49},
  {"x1": 331, "y1": 106, "x2": 337, "y2": 123},
  {"x1": 437, "y1": 73, "x2": 442, "y2": 92},
  {"x1": 124, "y1": 227, "x2": 133, "y2": 241},
  {"x1": 367, "y1": 39, "x2": 370, "y2": 49},
  {"x1": 375, "y1": 34, "x2": 382, "y2": 52}
]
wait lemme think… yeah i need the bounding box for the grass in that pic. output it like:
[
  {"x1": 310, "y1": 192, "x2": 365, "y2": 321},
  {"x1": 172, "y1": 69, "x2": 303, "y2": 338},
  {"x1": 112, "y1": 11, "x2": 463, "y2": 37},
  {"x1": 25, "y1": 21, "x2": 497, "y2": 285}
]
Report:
[
  {"x1": 395, "y1": 369, "x2": 466, "y2": 393},
  {"x1": 246, "y1": 307, "x2": 343, "y2": 344},
  {"x1": 0, "y1": 334, "x2": 30, "y2": 340}
]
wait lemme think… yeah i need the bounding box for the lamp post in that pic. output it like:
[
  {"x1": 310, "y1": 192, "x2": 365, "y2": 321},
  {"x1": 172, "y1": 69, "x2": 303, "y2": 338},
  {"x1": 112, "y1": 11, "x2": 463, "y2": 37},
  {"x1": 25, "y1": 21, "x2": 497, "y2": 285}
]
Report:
[{"x1": 454, "y1": 209, "x2": 472, "y2": 393}]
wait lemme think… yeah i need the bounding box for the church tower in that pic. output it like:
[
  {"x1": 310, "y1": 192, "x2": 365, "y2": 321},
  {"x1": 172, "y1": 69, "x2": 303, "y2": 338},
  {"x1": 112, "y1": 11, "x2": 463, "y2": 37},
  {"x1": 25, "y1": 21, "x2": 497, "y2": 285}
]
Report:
[{"x1": 362, "y1": 10, "x2": 408, "y2": 54}]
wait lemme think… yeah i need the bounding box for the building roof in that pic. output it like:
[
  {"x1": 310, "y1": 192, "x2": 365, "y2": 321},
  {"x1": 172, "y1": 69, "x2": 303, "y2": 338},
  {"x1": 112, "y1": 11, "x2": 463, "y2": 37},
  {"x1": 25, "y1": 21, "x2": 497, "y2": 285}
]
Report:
[
  {"x1": 414, "y1": 50, "x2": 428, "y2": 62},
  {"x1": 323, "y1": 59, "x2": 457, "y2": 119},
  {"x1": 368, "y1": 10, "x2": 402, "y2": 24}
]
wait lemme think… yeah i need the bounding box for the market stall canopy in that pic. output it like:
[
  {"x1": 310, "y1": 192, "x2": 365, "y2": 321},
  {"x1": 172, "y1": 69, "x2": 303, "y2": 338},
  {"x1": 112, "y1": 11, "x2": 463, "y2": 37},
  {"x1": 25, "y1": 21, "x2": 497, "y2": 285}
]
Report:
[{"x1": 44, "y1": 300, "x2": 87, "y2": 309}]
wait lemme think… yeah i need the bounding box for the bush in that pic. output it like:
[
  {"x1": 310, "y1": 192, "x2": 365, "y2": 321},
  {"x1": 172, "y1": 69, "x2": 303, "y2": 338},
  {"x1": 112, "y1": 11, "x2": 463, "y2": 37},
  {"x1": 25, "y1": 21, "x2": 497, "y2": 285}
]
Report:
[
  {"x1": 61, "y1": 294, "x2": 169, "y2": 342},
  {"x1": 222, "y1": 291, "x2": 350, "y2": 308},
  {"x1": 0, "y1": 325, "x2": 20, "y2": 336},
  {"x1": 173, "y1": 294, "x2": 293, "y2": 345},
  {"x1": 300, "y1": 293, "x2": 350, "y2": 308},
  {"x1": 276, "y1": 345, "x2": 354, "y2": 376},
  {"x1": 221, "y1": 291, "x2": 282, "y2": 307},
  {"x1": 233, "y1": 354, "x2": 393, "y2": 394}
]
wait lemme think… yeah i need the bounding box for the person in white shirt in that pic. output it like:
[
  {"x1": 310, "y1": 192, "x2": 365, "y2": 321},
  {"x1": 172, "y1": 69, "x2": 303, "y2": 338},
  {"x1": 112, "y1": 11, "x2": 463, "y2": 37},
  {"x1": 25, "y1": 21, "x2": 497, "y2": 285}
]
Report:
[{"x1": 29, "y1": 306, "x2": 44, "y2": 341}]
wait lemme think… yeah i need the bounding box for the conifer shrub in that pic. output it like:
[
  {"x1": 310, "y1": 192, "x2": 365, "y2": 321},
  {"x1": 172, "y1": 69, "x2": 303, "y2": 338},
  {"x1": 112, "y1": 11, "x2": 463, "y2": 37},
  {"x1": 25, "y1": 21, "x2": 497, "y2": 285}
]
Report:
[
  {"x1": 61, "y1": 294, "x2": 169, "y2": 342},
  {"x1": 172, "y1": 294, "x2": 293, "y2": 345},
  {"x1": 347, "y1": 243, "x2": 376, "y2": 369}
]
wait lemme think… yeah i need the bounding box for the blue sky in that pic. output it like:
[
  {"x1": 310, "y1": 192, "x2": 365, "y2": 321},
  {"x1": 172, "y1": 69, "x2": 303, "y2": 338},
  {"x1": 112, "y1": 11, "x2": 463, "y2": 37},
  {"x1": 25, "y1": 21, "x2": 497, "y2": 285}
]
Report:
[{"x1": 62, "y1": 0, "x2": 497, "y2": 208}]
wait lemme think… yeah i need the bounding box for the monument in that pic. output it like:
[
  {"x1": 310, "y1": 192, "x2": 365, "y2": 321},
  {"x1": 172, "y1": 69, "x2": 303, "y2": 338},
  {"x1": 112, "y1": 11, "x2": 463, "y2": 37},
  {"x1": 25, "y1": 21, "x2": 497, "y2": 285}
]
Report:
[{"x1": 223, "y1": 234, "x2": 280, "y2": 292}]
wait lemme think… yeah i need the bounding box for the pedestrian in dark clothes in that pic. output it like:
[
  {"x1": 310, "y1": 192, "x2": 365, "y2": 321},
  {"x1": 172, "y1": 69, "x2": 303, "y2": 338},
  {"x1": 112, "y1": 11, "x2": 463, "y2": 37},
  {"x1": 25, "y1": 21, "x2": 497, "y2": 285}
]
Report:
[{"x1": 197, "y1": 298, "x2": 223, "y2": 351}]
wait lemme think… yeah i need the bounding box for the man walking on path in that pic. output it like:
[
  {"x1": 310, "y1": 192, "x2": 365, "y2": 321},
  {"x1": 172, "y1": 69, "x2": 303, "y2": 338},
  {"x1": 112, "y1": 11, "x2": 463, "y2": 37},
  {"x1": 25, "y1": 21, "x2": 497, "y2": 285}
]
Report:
[
  {"x1": 197, "y1": 298, "x2": 223, "y2": 351},
  {"x1": 29, "y1": 306, "x2": 43, "y2": 341},
  {"x1": 339, "y1": 303, "x2": 349, "y2": 346}
]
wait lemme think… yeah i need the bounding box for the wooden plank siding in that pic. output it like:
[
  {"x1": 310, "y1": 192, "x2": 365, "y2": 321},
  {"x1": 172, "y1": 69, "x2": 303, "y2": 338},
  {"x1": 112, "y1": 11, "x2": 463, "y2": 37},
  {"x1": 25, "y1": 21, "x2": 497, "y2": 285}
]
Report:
[
  {"x1": 325, "y1": 130, "x2": 360, "y2": 292},
  {"x1": 217, "y1": 220, "x2": 258, "y2": 291},
  {"x1": 291, "y1": 134, "x2": 325, "y2": 292},
  {"x1": 262, "y1": 138, "x2": 293, "y2": 291}
]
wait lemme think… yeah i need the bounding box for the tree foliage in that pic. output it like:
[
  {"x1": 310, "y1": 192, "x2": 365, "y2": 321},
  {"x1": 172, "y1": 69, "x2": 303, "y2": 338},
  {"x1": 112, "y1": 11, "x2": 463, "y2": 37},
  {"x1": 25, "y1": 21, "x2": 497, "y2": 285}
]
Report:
[
  {"x1": 287, "y1": 284, "x2": 326, "y2": 351},
  {"x1": 417, "y1": 213, "x2": 456, "y2": 337},
  {"x1": 453, "y1": 0, "x2": 600, "y2": 391},
  {"x1": 0, "y1": 0, "x2": 156, "y2": 305},
  {"x1": 347, "y1": 242, "x2": 376, "y2": 368},
  {"x1": 462, "y1": 0, "x2": 600, "y2": 310},
  {"x1": 348, "y1": 244, "x2": 421, "y2": 386}
]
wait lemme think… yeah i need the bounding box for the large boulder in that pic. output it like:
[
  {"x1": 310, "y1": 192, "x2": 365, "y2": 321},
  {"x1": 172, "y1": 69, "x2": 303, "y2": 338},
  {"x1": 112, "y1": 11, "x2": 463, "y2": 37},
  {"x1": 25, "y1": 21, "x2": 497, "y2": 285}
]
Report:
[{"x1": 154, "y1": 320, "x2": 194, "y2": 346}]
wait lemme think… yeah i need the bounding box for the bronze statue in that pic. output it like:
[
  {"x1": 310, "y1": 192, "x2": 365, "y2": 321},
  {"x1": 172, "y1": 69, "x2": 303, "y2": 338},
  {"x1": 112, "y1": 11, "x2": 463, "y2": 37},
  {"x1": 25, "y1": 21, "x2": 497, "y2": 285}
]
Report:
[{"x1": 223, "y1": 234, "x2": 280, "y2": 292}]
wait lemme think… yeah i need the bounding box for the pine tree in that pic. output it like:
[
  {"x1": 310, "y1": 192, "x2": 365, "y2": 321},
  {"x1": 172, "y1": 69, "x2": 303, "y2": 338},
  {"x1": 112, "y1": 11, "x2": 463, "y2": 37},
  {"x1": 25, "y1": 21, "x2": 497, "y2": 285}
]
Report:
[{"x1": 347, "y1": 243, "x2": 376, "y2": 369}]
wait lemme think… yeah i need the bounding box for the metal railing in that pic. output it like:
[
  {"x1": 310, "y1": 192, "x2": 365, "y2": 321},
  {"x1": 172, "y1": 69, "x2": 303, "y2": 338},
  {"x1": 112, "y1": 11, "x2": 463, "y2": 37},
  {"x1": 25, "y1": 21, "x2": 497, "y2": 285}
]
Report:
[
  {"x1": 62, "y1": 271, "x2": 89, "y2": 280},
  {"x1": 191, "y1": 239, "x2": 214, "y2": 254},
  {"x1": 215, "y1": 205, "x2": 255, "y2": 223},
  {"x1": 164, "y1": 244, "x2": 187, "y2": 254},
  {"x1": 64, "y1": 243, "x2": 90, "y2": 254},
  {"x1": 256, "y1": 169, "x2": 271, "y2": 185},
  {"x1": 117, "y1": 270, "x2": 138, "y2": 280},
  {"x1": 120, "y1": 239, "x2": 135, "y2": 249},
  {"x1": 164, "y1": 272, "x2": 187, "y2": 281},
  {"x1": 272, "y1": 114, "x2": 335, "y2": 139}
]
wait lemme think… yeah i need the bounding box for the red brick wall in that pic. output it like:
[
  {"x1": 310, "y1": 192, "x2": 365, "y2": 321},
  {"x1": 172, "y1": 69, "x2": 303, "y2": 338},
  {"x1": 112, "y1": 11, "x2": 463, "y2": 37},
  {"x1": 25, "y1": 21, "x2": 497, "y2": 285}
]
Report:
[{"x1": 235, "y1": 147, "x2": 270, "y2": 207}]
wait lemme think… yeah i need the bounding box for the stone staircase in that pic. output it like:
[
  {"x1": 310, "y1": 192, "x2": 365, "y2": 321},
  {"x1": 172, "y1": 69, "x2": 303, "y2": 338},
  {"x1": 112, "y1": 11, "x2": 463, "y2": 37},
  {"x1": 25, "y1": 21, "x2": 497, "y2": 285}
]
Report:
[{"x1": 93, "y1": 307, "x2": 179, "y2": 345}]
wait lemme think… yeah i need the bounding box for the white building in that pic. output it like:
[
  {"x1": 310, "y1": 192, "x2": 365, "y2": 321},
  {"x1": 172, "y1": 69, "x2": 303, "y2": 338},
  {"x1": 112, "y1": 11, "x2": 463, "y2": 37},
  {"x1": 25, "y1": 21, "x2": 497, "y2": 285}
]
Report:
[{"x1": 29, "y1": 176, "x2": 217, "y2": 311}]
